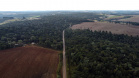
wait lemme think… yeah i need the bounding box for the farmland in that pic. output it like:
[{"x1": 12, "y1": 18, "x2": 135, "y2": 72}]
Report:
[
  {"x1": 71, "y1": 22, "x2": 139, "y2": 36},
  {"x1": 0, "y1": 45, "x2": 59, "y2": 78},
  {"x1": 119, "y1": 15, "x2": 139, "y2": 22},
  {"x1": 105, "y1": 15, "x2": 124, "y2": 20},
  {"x1": 0, "y1": 11, "x2": 139, "y2": 78}
]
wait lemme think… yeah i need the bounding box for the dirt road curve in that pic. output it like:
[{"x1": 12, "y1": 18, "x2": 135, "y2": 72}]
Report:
[{"x1": 63, "y1": 30, "x2": 67, "y2": 78}]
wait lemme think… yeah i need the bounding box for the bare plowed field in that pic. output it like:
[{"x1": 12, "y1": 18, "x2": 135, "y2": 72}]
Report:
[
  {"x1": 71, "y1": 22, "x2": 139, "y2": 36},
  {"x1": 0, "y1": 45, "x2": 59, "y2": 78},
  {"x1": 119, "y1": 15, "x2": 139, "y2": 22}
]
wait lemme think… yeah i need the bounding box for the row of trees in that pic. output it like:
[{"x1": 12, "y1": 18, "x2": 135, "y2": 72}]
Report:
[
  {"x1": 108, "y1": 20, "x2": 139, "y2": 26},
  {"x1": 65, "y1": 29, "x2": 139, "y2": 78},
  {"x1": 105, "y1": 15, "x2": 139, "y2": 26}
]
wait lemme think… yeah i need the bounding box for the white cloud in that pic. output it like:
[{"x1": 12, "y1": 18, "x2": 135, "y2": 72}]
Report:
[{"x1": 0, "y1": 0, "x2": 138, "y2": 11}]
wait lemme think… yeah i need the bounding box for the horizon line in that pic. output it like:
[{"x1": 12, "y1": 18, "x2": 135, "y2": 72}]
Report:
[{"x1": 0, "y1": 10, "x2": 139, "y2": 12}]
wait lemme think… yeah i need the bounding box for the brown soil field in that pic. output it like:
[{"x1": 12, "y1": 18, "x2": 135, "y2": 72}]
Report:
[
  {"x1": 71, "y1": 22, "x2": 139, "y2": 36},
  {"x1": 0, "y1": 45, "x2": 59, "y2": 78},
  {"x1": 119, "y1": 15, "x2": 139, "y2": 22}
]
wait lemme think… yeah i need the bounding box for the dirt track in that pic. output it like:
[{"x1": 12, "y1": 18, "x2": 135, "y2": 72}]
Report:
[
  {"x1": 71, "y1": 22, "x2": 139, "y2": 36},
  {"x1": 63, "y1": 30, "x2": 67, "y2": 78},
  {"x1": 0, "y1": 45, "x2": 59, "y2": 78}
]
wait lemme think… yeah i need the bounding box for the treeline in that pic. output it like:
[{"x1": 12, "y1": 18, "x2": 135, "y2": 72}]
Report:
[
  {"x1": 105, "y1": 15, "x2": 139, "y2": 26},
  {"x1": 108, "y1": 21, "x2": 139, "y2": 26},
  {"x1": 105, "y1": 15, "x2": 132, "y2": 21},
  {"x1": 0, "y1": 13, "x2": 102, "y2": 50},
  {"x1": 64, "y1": 12, "x2": 104, "y2": 21},
  {"x1": 65, "y1": 29, "x2": 139, "y2": 78}
]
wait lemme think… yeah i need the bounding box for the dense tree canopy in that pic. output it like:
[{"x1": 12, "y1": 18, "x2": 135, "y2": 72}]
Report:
[
  {"x1": 0, "y1": 13, "x2": 103, "y2": 50},
  {"x1": 65, "y1": 29, "x2": 139, "y2": 78}
]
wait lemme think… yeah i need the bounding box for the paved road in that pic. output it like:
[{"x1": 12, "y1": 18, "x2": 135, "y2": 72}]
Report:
[{"x1": 63, "y1": 30, "x2": 67, "y2": 78}]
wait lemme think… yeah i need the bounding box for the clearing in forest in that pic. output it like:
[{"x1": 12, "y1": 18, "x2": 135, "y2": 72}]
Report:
[
  {"x1": 119, "y1": 15, "x2": 139, "y2": 23},
  {"x1": 71, "y1": 22, "x2": 139, "y2": 36},
  {"x1": 0, "y1": 45, "x2": 59, "y2": 78}
]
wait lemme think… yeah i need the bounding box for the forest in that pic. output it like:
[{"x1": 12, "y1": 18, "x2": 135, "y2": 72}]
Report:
[
  {"x1": 0, "y1": 12, "x2": 102, "y2": 50},
  {"x1": 65, "y1": 29, "x2": 139, "y2": 78}
]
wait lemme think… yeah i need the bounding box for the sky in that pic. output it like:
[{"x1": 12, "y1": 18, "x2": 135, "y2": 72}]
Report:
[{"x1": 0, "y1": 0, "x2": 139, "y2": 11}]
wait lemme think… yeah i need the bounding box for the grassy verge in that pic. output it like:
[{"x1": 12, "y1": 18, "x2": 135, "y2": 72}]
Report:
[
  {"x1": 57, "y1": 52, "x2": 63, "y2": 78},
  {"x1": 67, "y1": 61, "x2": 71, "y2": 78}
]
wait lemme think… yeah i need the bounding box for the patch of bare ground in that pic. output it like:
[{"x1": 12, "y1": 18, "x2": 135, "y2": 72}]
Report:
[
  {"x1": 71, "y1": 22, "x2": 139, "y2": 36},
  {"x1": 119, "y1": 15, "x2": 139, "y2": 22},
  {"x1": 0, "y1": 45, "x2": 59, "y2": 78}
]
